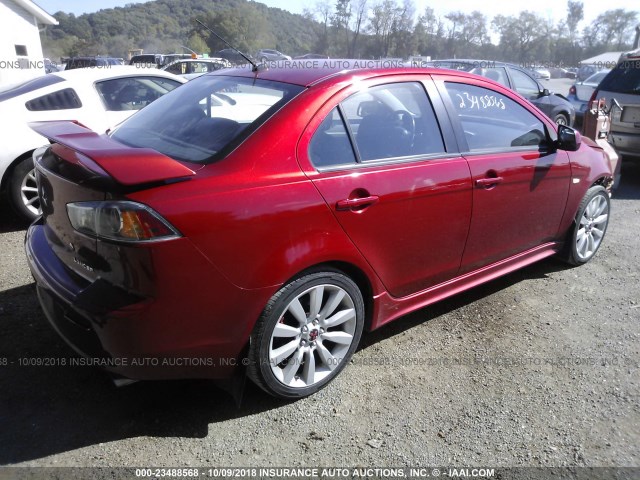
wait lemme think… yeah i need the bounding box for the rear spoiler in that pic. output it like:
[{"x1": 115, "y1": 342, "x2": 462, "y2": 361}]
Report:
[{"x1": 29, "y1": 121, "x2": 195, "y2": 186}]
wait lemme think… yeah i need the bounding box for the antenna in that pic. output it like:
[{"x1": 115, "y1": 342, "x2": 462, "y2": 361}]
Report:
[{"x1": 195, "y1": 18, "x2": 261, "y2": 72}]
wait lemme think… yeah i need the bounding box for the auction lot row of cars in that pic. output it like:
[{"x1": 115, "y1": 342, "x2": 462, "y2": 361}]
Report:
[{"x1": 1, "y1": 50, "x2": 637, "y2": 399}]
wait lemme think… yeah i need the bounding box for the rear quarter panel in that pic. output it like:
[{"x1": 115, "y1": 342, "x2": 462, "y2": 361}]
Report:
[{"x1": 127, "y1": 86, "x2": 381, "y2": 292}]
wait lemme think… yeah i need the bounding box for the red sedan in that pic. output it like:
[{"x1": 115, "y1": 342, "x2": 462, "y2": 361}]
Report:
[{"x1": 25, "y1": 63, "x2": 613, "y2": 398}]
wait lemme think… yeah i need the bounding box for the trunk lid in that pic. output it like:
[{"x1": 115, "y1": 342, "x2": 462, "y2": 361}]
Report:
[{"x1": 31, "y1": 121, "x2": 196, "y2": 281}]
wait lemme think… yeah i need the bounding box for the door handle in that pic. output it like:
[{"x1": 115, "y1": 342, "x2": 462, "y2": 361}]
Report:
[
  {"x1": 475, "y1": 177, "x2": 503, "y2": 187},
  {"x1": 336, "y1": 195, "x2": 379, "y2": 211}
]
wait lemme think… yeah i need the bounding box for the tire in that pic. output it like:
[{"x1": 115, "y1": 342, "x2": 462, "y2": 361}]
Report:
[
  {"x1": 8, "y1": 156, "x2": 40, "y2": 222},
  {"x1": 247, "y1": 271, "x2": 364, "y2": 399},
  {"x1": 554, "y1": 113, "x2": 569, "y2": 126},
  {"x1": 563, "y1": 185, "x2": 610, "y2": 266}
]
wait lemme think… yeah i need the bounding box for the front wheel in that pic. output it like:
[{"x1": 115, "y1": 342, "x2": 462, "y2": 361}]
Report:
[
  {"x1": 563, "y1": 185, "x2": 610, "y2": 265},
  {"x1": 8, "y1": 157, "x2": 40, "y2": 221},
  {"x1": 554, "y1": 113, "x2": 569, "y2": 126},
  {"x1": 247, "y1": 271, "x2": 365, "y2": 399}
]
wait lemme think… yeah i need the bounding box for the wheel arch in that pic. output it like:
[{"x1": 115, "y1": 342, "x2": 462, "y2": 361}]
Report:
[
  {"x1": 280, "y1": 260, "x2": 376, "y2": 332},
  {"x1": 0, "y1": 149, "x2": 35, "y2": 193}
]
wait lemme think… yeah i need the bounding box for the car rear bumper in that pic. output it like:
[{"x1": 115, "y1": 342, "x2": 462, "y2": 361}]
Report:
[
  {"x1": 25, "y1": 221, "x2": 269, "y2": 380},
  {"x1": 609, "y1": 130, "x2": 640, "y2": 157}
]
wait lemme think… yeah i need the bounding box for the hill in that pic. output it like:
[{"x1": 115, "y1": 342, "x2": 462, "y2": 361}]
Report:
[{"x1": 41, "y1": 0, "x2": 322, "y2": 60}]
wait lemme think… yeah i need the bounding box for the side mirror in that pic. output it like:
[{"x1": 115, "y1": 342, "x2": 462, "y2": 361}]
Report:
[
  {"x1": 540, "y1": 88, "x2": 550, "y2": 97},
  {"x1": 556, "y1": 124, "x2": 582, "y2": 151}
]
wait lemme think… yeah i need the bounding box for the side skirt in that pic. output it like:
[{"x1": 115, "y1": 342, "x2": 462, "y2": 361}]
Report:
[{"x1": 371, "y1": 242, "x2": 560, "y2": 330}]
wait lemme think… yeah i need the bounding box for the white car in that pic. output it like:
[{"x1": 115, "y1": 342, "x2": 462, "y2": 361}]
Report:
[
  {"x1": 0, "y1": 66, "x2": 185, "y2": 221},
  {"x1": 162, "y1": 58, "x2": 231, "y2": 81}
]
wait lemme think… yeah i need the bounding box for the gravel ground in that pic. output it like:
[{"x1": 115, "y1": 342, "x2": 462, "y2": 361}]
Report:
[{"x1": 0, "y1": 161, "x2": 638, "y2": 471}]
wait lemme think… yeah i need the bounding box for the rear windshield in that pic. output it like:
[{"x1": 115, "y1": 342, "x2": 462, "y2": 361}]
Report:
[
  {"x1": 598, "y1": 60, "x2": 640, "y2": 94},
  {"x1": 111, "y1": 75, "x2": 304, "y2": 164}
]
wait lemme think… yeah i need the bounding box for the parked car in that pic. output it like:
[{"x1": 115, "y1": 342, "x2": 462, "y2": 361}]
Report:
[
  {"x1": 256, "y1": 49, "x2": 291, "y2": 62},
  {"x1": 216, "y1": 48, "x2": 254, "y2": 65},
  {"x1": 565, "y1": 67, "x2": 578, "y2": 79},
  {"x1": 577, "y1": 64, "x2": 598, "y2": 82},
  {"x1": 65, "y1": 56, "x2": 123, "y2": 70},
  {"x1": 129, "y1": 54, "x2": 164, "y2": 68},
  {"x1": 531, "y1": 66, "x2": 551, "y2": 80},
  {"x1": 430, "y1": 60, "x2": 575, "y2": 126},
  {"x1": 548, "y1": 66, "x2": 576, "y2": 79},
  {"x1": 26, "y1": 63, "x2": 612, "y2": 399},
  {"x1": 0, "y1": 66, "x2": 185, "y2": 221},
  {"x1": 163, "y1": 58, "x2": 231, "y2": 80},
  {"x1": 593, "y1": 49, "x2": 640, "y2": 158},
  {"x1": 294, "y1": 53, "x2": 330, "y2": 60},
  {"x1": 568, "y1": 70, "x2": 610, "y2": 124}
]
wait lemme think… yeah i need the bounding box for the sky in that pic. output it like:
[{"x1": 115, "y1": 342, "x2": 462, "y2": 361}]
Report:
[{"x1": 35, "y1": 0, "x2": 639, "y2": 30}]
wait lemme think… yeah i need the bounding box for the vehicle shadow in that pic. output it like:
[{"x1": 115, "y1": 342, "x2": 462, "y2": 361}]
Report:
[
  {"x1": 0, "y1": 257, "x2": 572, "y2": 464},
  {"x1": 0, "y1": 283, "x2": 288, "y2": 465},
  {"x1": 0, "y1": 203, "x2": 29, "y2": 234},
  {"x1": 613, "y1": 160, "x2": 640, "y2": 200},
  {"x1": 358, "y1": 257, "x2": 571, "y2": 350}
]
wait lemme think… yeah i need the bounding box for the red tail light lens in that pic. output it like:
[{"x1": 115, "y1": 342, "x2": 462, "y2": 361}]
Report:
[
  {"x1": 67, "y1": 201, "x2": 180, "y2": 242},
  {"x1": 569, "y1": 85, "x2": 576, "y2": 95}
]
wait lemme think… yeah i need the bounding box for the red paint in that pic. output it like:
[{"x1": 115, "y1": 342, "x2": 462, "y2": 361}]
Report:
[{"x1": 26, "y1": 66, "x2": 613, "y2": 381}]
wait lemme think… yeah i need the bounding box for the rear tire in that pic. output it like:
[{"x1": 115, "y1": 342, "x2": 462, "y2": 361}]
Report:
[
  {"x1": 8, "y1": 156, "x2": 40, "y2": 222},
  {"x1": 247, "y1": 271, "x2": 364, "y2": 399},
  {"x1": 562, "y1": 185, "x2": 610, "y2": 266}
]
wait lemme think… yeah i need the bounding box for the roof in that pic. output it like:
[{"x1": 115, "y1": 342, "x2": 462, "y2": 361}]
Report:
[
  {"x1": 54, "y1": 65, "x2": 187, "y2": 83},
  {"x1": 580, "y1": 52, "x2": 623, "y2": 67},
  {"x1": 210, "y1": 59, "x2": 445, "y2": 87},
  {"x1": 9, "y1": 0, "x2": 58, "y2": 25}
]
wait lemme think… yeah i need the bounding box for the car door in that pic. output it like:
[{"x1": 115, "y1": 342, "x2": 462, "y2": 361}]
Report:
[
  {"x1": 436, "y1": 77, "x2": 571, "y2": 273},
  {"x1": 298, "y1": 78, "x2": 472, "y2": 298}
]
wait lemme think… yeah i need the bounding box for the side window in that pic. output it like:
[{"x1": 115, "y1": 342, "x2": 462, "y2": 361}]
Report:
[
  {"x1": 509, "y1": 68, "x2": 540, "y2": 98},
  {"x1": 444, "y1": 82, "x2": 547, "y2": 151},
  {"x1": 193, "y1": 62, "x2": 208, "y2": 74},
  {"x1": 341, "y1": 82, "x2": 445, "y2": 161},
  {"x1": 95, "y1": 77, "x2": 181, "y2": 111},
  {"x1": 165, "y1": 63, "x2": 182, "y2": 74},
  {"x1": 308, "y1": 107, "x2": 357, "y2": 168},
  {"x1": 25, "y1": 88, "x2": 82, "y2": 111},
  {"x1": 479, "y1": 67, "x2": 509, "y2": 87}
]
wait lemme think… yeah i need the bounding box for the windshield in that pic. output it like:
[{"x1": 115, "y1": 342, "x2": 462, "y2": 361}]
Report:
[
  {"x1": 111, "y1": 75, "x2": 304, "y2": 164},
  {"x1": 598, "y1": 61, "x2": 640, "y2": 94}
]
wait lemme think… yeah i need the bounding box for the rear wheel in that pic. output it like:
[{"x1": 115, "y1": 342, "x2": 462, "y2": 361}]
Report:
[
  {"x1": 563, "y1": 185, "x2": 610, "y2": 265},
  {"x1": 247, "y1": 271, "x2": 364, "y2": 399},
  {"x1": 8, "y1": 157, "x2": 40, "y2": 221}
]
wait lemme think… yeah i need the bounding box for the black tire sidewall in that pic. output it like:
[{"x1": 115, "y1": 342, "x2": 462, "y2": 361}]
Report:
[
  {"x1": 555, "y1": 113, "x2": 569, "y2": 126},
  {"x1": 8, "y1": 157, "x2": 38, "y2": 222},
  {"x1": 249, "y1": 272, "x2": 364, "y2": 399}
]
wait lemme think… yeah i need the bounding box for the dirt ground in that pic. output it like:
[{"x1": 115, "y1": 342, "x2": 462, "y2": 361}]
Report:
[{"x1": 0, "y1": 160, "x2": 638, "y2": 472}]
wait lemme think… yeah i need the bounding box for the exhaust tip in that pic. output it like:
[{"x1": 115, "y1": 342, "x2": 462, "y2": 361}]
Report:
[{"x1": 111, "y1": 376, "x2": 139, "y2": 388}]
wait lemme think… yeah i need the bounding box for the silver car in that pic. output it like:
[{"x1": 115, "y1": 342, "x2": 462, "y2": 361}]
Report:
[
  {"x1": 256, "y1": 49, "x2": 291, "y2": 62},
  {"x1": 594, "y1": 50, "x2": 640, "y2": 158}
]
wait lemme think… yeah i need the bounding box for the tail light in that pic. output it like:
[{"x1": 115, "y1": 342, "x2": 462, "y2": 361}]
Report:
[
  {"x1": 569, "y1": 85, "x2": 576, "y2": 95},
  {"x1": 67, "y1": 201, "x2": 180, "y2": 242},
  {"x1": 588, "y1": 88, "x2": 598, "y2": 105}
]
